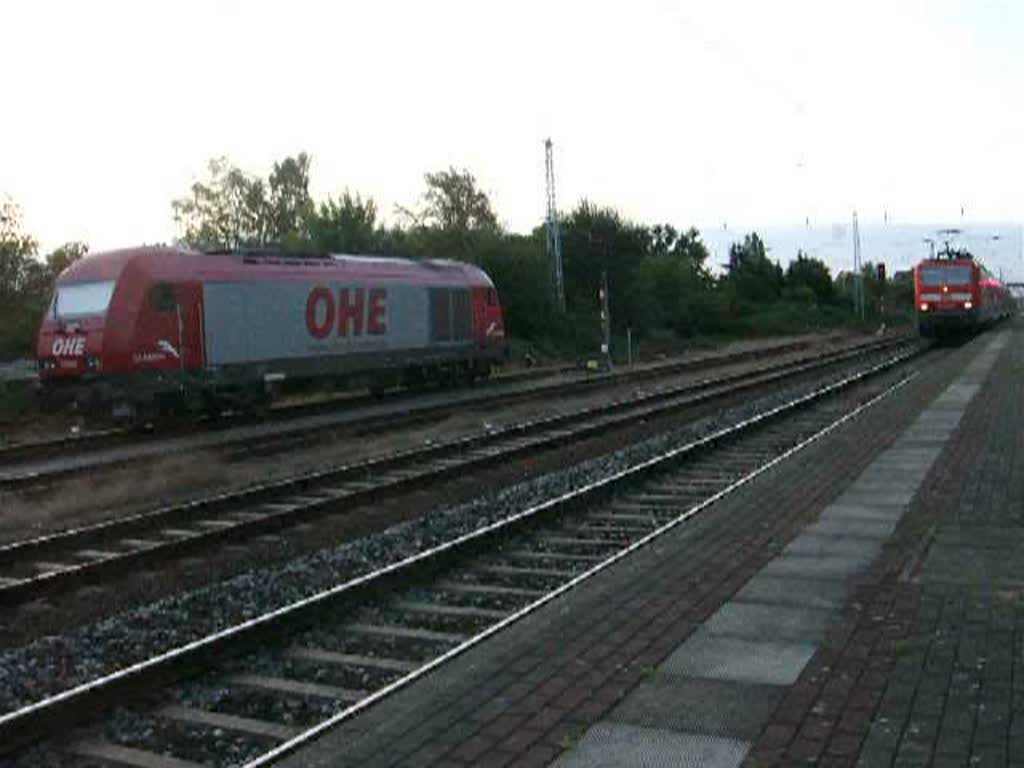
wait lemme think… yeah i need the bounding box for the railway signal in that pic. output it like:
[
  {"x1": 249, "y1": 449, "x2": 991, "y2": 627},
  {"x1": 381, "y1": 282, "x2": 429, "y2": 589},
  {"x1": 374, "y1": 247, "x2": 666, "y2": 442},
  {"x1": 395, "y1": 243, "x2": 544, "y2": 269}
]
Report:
[{"x1": 599, "y1": 271, "x2": 611, "y2": 370}]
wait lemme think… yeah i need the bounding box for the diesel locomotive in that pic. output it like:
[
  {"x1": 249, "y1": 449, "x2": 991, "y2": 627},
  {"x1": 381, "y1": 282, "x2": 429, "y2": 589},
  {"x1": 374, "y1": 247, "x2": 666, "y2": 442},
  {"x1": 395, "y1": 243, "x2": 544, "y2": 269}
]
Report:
[{"x1": 36, "y1": 246, "x2": 509, "y2": 421}]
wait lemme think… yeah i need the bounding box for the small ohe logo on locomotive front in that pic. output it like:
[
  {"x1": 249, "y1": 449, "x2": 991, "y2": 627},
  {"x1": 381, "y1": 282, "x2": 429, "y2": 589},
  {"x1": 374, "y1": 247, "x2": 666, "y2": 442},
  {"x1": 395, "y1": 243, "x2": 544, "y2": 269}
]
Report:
[
  {"x1": 52, "y1": 336, "x2": 86, "y2": 357},
  {"x1": 306, "y1": 287, "x2": 387, "y2": 339}
]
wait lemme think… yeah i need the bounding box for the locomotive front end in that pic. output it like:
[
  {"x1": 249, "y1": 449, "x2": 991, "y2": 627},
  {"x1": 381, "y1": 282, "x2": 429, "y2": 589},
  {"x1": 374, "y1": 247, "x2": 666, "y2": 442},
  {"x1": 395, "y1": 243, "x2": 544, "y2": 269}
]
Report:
[
  {"x1": 915, "y1": 259, "x2": 978, "y2": 337},
  {"x1": 34, "y1": 248, "x2": 136, "y2": 412},
  {"x1": 37, "y1": 280, "x2": 113, "y2": 378}
]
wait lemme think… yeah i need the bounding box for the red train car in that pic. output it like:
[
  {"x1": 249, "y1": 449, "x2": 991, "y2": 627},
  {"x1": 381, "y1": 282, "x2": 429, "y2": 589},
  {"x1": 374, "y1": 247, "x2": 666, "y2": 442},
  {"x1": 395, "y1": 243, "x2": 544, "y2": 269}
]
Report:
[
  {"x1": 36, "y1": 246, "x2": 508, "y2": 420},
  {"x1": 914, "y1": 248, "x2": 1014, "y2": 338}
]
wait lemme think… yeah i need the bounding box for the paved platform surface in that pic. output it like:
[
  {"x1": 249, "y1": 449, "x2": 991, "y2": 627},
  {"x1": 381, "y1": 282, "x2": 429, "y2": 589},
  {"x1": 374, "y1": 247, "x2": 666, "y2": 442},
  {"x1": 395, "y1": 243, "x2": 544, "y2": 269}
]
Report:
[
  {"x1": 278, "y1": 325, "x2": 1017, "y2": 768},
  {"x1": 741, "y1": 324, "x2": 1023, "y2": 768}
]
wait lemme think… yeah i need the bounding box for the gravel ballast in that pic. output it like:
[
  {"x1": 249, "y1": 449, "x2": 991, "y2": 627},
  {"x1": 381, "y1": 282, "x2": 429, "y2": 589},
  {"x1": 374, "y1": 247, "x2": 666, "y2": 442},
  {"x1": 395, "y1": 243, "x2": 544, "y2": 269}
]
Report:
[{"x1": 0, "y1": 350, "x2": 915, "y2": 728}]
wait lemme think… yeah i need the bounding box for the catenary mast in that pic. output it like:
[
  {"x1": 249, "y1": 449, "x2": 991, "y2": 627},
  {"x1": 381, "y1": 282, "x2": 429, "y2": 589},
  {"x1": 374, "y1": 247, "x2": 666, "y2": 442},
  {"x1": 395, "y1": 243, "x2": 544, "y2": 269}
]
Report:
[
  {"x1": 852, "y1": 211, "x2": 864, "y2": 320},
  {"x1": 544, "y1": 138, "x2": 565, "y2": 312}
]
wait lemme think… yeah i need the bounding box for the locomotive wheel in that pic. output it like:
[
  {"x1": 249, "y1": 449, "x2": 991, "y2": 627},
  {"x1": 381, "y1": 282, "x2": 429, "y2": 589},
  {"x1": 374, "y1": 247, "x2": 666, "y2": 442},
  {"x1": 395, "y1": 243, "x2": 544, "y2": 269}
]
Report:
[{"x1": 402, "y1": 367, "x2": 428, "y2": 393}]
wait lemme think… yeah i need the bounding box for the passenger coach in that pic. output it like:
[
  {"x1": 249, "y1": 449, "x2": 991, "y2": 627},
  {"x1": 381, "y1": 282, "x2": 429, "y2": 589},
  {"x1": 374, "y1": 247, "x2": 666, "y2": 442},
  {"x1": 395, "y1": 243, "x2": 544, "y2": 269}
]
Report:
[{"x1": 37, "y1": 247, "x2": 509, "y2": 421}]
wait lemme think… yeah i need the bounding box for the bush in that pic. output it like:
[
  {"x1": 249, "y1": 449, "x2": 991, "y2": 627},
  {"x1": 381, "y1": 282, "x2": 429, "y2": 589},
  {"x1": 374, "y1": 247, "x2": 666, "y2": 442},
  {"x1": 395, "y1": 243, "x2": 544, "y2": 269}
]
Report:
[{"x1": 0, "y1": 379, "x2": 35, "y2": 431}]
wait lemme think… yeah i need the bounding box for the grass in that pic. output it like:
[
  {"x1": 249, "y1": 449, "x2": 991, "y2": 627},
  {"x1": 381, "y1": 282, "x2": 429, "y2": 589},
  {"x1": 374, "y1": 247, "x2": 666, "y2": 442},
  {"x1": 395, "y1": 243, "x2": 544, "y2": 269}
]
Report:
[
  {"x1": 893, "y1": 639, "x2": 914, "y2": 659},
  {"x1": 0, "y1": 379, "x2": 35, "y2": 430},
  {"x1": 507, "y1": 298, "x2": 914, "y2": 368},
  {"x1": 557, "y1": 725, "x2": 587, "y2": 751}
]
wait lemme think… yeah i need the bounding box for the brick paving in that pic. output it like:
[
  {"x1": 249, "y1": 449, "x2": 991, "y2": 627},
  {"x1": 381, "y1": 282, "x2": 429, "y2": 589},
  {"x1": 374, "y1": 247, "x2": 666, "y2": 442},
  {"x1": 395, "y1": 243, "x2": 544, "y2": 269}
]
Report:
[
  {"x1": 279, "y1": 331, "x2": 1000, "y2": 768},
  {"x1": 743, "y1": 322, "x2": 1024, "y2": 768}
]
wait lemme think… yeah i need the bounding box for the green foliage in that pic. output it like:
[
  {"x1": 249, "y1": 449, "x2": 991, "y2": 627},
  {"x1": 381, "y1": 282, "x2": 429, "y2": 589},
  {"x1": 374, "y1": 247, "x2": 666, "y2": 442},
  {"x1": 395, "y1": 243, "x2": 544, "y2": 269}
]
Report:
[
  {"x1": 560, "y1": 201, "x2": 649, "y2": 332},
  {"x1": 172, "y1": 153, "x2": 313, "y2": 251},
  {"x1": 160, "y1": 152, "x2": 913, "y2": 361},
  {"x1": 172, "y1": 156, "x2": 269, "y2": 249},
  {"x1": 267, "y1": 153, "x2": 314, "y2": 247},
  {"x1": 785, "y1": 251, "x2": 834, "y2": 305},
  {"x1": 7, "y1": 146, "x2": 915, "y2": 370},
  {"x1": 393, "y1": 167, "x2": 500, "y2": 263},
  {"x1": 306, "y1": 192, "x2": 379, "y2": 254},
  {"x1": 633, "y1": 252, "x2": 715, "y2": 337},
  {"x1": 47, "y1": 241, "x2": 90, "y2": 278},
  {"x1": 0, "y1": 379, "x2": 34, "y2": 427},
  {"x1": 727, "y1": 232, "x2": 783, "y2": 304},
  {"x1": 833, "y1": 262, "x2": 913, "y2": 325},
  {"x1": 0, "y1": 198, "x2": 88, "y2": 357},
  {"x1": 0, "y1": 197, "x2": 40, "y2": 300},
  {"x1": 405, "y1": 167, "x2": 499, "y2": 234}
]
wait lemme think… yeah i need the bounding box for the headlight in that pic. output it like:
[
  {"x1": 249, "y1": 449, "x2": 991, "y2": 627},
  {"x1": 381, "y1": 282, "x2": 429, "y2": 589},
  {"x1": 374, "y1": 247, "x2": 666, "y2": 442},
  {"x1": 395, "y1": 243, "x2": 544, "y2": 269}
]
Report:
[
  {"x1": 964, "y1": 301, "x2": 973, "y2": 310},
  {"x1": 919, "y1": 303, "x2": 929, "y2": 311}
]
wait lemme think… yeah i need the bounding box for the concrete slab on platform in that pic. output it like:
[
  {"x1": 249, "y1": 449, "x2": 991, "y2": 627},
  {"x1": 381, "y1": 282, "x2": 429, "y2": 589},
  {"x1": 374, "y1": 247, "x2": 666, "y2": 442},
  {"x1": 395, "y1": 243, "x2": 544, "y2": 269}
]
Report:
[
  {"x1": 608, "y1": 677, "x2": 784, "y2": 741},
  {"x1": 553, "y1": 722, "x2": 749, "y2": 768},
  {"x1": 733, "y1": 574, "x2": 847, "y2": 610},
  {"x1": 782, "y1": 532, "x2": 881, "y2": 559},
  {"x1": 700, "y1": 601, "x2": 834, "y2": 642},
  {"x1": 803, "y1": 516, "x2": 896, "y2": 539},
  {"x1": 760, "y1": 551, "x2": 876, "y2": 580},
  {"x1": 661, "y1": 635, "x2": 817, "y2": 686}
]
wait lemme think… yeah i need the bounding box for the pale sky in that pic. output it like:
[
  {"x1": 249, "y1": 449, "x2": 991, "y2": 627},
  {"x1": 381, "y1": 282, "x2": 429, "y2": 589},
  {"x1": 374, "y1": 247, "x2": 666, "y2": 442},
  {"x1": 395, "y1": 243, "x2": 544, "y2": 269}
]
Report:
[{"x1": 3, "y1": 0, "x2": 1023, "y2": 255}]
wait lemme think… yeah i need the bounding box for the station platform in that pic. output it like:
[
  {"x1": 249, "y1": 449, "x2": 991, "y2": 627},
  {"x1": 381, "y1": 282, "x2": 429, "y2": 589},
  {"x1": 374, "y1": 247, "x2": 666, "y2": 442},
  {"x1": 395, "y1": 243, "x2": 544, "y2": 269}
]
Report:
[{"x1": 280, "y1": 322, "x2": 1021, "y2": 768}]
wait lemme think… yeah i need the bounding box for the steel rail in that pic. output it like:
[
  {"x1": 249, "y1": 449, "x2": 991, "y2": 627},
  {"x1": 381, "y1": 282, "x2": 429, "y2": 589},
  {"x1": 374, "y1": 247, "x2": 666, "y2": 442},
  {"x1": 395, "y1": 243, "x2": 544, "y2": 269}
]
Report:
[
  {"x1": 0, "y1": 336, "x2": 881, "y2": 485},
  {"x1": 0, "y1": 338, "x2": 914, "y2": 607},
  {"x1": 0, "y1": 347, "x2": 919, "y2": 755},
  {"x1": 246, "y1": 370, "x2": 918, "y2": 767},
  {"x1": 0, "y1": 364, "x2": 577, "y2": 467}
]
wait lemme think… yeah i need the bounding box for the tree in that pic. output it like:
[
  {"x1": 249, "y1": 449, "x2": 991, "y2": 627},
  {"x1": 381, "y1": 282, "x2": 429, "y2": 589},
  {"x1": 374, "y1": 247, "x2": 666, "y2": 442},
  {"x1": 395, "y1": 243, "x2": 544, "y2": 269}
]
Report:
[
  {"x1": 394, "y1": 167, "x2": 500, "y2": 261},
  {"x1": 648, "y1": 225, "x2": 712, "y2": 273},
  {"x1": 634, "y1": 254, "x2": 712, "y2": 337},
  {"x1": 0, "y1": 199, "x2": 87, "y2": 357},
  {"x1": 400, "y1": 168, "x2": 496, "y2": 236},
  {"x1": 474, "y1": 232, "x2": 563, "y2": 344},
  {"x1": 306, "y1": 191, "x2": 379, "y2": 254},
  {"x1": 727, "y1": 232, "x2": 783, "y2": 304},
  {"x1": 46, "y1": 241, "x2": 89, "y2": 277},
  {"x1": 172, "y1": 153, "x2": 316, "y2": 251},
  {"x1": 559, "y1": 201, "x2": 649, "y2": 333},
  {"x1": 785, "y1": 251, "x2": 834, "y2": 305},
  {"x1": 0, "y1": 198, "x2": 39, "y2": 309},
  {"x1": 416, "y1": 167, "x2": 498, "y2": 233},
  {"x1": 834, "y1": 263, "x2": 886, "y2": 320},
  {"x1": 172, "y1": 156, "x2": 269, "y2": 250},
  {"x1": 266, "y1": 152, "x2": 313, "y2": 249}
]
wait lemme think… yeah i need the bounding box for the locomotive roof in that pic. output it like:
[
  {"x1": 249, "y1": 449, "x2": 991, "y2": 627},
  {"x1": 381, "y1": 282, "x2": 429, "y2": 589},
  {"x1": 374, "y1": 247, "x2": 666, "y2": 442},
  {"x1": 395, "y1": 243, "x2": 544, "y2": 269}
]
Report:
[
  {"x1": 57, "y1": 246, "x2": 496, "y2": 287},
  {"x1": 918, "y1": 257, "x2": 975, "y2": 266}
]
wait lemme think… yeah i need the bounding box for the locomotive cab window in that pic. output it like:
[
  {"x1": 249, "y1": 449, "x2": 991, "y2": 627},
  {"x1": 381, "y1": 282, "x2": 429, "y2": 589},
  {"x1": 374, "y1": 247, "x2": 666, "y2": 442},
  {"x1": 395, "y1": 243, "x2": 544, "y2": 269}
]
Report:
[
  {"x1": 52, "y1": 280, "x2": 116, "y2": 318},
  {"x1": 149, "y1": 283, "x2": 177, "y2": 313},
  {"x1": 920, "y1": 266, "x2": 972, "y2": 286}
]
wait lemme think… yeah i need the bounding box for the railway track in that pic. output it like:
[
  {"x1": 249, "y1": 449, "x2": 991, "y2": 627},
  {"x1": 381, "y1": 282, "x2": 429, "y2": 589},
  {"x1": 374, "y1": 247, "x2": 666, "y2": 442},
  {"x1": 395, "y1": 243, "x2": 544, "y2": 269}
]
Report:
[
  {"x1": 0, "y1": 336, "x2": 915, "y2": 609},
  {"x1": 0, "y1": 343, "x2": 920, "y2": 767},
  {"x1": 0, "y1": 362, "x2": 577, "y2": 467},
  {"x1": 0, "y1": 336, "x2": 869, "y2": 490}
]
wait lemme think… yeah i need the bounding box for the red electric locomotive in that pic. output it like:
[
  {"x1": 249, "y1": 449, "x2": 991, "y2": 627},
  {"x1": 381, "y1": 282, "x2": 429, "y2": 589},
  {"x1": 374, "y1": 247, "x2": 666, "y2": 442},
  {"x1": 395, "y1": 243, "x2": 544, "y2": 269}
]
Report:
[
  {"x1": 36, "y1": 246, "x2": 508, "y2": 421},
  {"x1": 914, "y1": 246, "x2": 1014, "y2": 338}
]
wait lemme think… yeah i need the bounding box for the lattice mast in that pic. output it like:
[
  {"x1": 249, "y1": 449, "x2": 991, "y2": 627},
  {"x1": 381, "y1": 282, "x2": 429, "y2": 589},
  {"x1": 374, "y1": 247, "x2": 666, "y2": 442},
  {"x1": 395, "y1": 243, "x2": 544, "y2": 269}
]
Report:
[
  {"x1": 852, "y1": 211, "x2": 864, "y2": 320},
  {"x1": 544, "y1": 138, "x2": 565, "y2": 312}
]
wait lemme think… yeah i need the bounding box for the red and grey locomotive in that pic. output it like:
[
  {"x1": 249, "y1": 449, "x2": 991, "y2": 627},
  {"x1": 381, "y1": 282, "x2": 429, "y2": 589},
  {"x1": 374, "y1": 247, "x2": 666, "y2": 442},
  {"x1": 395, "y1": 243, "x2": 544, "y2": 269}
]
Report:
[
  {"x1": 36, "y1": 246, "x2": 508, "y2": 420},
  {"x1": 914, "y1": 247, "x2": 1014, "y2": 338}
]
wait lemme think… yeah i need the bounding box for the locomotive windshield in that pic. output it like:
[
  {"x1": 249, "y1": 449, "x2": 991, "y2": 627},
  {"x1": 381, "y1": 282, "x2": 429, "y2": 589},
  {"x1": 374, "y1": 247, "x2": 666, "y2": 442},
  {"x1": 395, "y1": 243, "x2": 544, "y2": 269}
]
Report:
[
  {"x1": 51, "y1": 280, "x2": 116, "y2": 318},
  {"x1": 920, "y1": 265, "x2": 972, "y2": 286}
]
